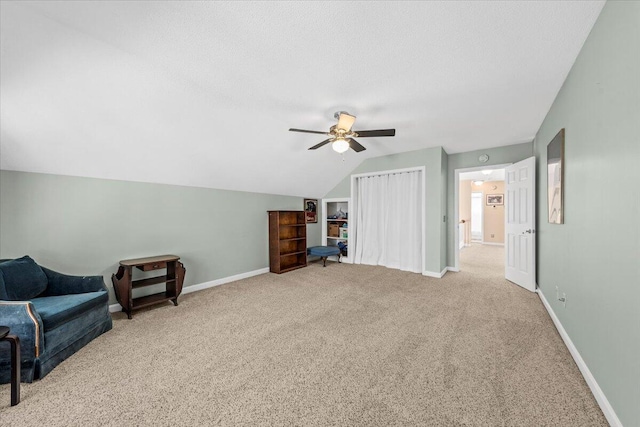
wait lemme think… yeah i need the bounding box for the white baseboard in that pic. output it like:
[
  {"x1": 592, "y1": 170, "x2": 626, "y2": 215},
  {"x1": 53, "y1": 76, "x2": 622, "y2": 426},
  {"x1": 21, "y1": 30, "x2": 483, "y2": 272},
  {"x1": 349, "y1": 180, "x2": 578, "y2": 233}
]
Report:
[
  {"x1": 447, "y1": 266, "x2": 460, "y2": 273},
  {"x1": 481, "y1": 242, "x2": 504, "y2": 246},
  {"x1": 536, "y1": 289, "x2": 621, "y2": 427},
  {"x1": 423, "y1": 267, "x2": 448, "y2": 278},
  {"x1": 109, "y1": 267, "x2": 270, "y2": 313}
]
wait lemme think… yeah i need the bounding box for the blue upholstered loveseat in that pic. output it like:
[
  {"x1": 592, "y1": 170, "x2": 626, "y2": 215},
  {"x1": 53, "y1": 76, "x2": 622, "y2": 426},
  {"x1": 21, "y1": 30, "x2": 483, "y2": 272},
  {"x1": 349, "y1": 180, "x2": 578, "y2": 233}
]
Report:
[{"x1": 0, "y1": 256, "x2": 112, "y2": 383}]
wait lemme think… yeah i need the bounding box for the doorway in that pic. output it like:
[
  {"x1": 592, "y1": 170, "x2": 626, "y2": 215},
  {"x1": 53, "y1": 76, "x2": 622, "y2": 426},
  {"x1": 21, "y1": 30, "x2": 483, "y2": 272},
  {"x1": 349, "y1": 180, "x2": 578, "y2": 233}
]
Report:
[
  {"x1": 454, "y1": 165, "x2": 510, "y2": 273},
  {"x1": 453, "y1": 157, "x2": 537, "y2": 293}
]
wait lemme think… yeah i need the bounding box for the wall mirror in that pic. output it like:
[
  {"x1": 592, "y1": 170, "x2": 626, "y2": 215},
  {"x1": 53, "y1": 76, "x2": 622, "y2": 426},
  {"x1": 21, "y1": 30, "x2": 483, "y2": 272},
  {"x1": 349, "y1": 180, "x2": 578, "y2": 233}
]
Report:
[{"x1": 547, "y1": 128, "x2": 565, "y2": 224}]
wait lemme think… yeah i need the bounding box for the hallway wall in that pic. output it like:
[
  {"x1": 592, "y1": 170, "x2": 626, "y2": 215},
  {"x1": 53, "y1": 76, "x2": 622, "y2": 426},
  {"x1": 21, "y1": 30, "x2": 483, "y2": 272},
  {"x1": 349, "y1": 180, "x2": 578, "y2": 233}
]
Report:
[
  {"x1": 479, "y1": 180, "x2": 505, "y2": 244},
  {"x1": 459, "y1": 180, "x2": 505, "y2": 245}
]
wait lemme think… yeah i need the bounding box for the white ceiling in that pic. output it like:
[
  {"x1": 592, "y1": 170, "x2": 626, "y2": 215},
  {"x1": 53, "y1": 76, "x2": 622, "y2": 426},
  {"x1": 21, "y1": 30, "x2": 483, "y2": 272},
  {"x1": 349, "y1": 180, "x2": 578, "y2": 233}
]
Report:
[
  {"x1": 460, "y1": 169, "x2": 505, "y2": 182},
  {"x1": 0, "y1": 1, "x2": 604, "y2": 197}
]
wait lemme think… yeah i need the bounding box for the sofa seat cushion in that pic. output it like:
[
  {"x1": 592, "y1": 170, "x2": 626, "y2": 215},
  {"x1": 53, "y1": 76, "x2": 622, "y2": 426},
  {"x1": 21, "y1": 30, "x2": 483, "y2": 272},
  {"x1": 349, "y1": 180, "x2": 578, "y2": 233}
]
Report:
[
  {"x1": 0, "y1": 256, "x2": 48, "y2": 301},
  {"x1": 31, "y1": 291, "x2": 109, "y2": 332}
]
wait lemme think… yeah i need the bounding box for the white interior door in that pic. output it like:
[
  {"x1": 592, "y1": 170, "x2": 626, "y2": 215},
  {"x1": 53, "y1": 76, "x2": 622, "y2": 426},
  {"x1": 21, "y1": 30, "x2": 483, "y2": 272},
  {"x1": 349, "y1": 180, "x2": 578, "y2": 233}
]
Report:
[{"x1": 505, "y1": 156, "x2": 536, "y2": 292}]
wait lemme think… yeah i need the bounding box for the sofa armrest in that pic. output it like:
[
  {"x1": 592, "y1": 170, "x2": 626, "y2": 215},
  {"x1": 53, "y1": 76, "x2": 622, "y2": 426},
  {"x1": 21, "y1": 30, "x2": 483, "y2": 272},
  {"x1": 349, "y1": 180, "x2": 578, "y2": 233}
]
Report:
[
  {"x1": 0, "y1": 301, "x2": 44, "y2": 361},
  {"x1": 41, "y1": 267, "x2": 107, "y2": 296}
]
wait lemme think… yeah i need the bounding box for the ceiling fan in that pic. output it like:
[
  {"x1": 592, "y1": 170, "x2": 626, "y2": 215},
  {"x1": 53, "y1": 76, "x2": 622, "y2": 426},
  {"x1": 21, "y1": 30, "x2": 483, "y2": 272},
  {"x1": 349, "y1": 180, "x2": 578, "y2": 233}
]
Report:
[{"x1": 289, "y1": 111, "x2": 396, "y2": 153}]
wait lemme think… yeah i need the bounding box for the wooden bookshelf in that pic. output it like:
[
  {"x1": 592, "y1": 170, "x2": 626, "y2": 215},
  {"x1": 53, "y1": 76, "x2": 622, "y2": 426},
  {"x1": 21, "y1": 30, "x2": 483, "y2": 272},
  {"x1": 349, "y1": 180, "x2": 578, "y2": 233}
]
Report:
[{"x1": 268, "y1": 211, "x2": 307, "y2": 273}]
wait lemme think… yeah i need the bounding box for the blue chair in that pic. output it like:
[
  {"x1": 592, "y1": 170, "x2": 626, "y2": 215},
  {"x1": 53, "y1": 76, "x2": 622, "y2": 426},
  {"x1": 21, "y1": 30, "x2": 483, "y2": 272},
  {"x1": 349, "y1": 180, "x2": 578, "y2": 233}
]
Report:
[{"x1": 0, "y1": 256, "x2": 112, "y2": 383}]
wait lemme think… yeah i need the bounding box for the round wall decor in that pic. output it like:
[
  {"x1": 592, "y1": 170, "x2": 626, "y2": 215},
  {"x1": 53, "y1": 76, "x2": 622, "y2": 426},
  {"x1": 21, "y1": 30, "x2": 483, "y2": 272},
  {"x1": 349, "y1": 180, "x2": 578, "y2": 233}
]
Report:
[{"x1": 478, "y1": 154, "x2": 489, "y2": 163}]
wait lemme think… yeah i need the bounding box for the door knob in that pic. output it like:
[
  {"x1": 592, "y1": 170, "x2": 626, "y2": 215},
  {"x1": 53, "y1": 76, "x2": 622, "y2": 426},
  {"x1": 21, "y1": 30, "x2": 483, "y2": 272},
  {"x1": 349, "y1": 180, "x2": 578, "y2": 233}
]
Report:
[{"x1": 522, "y1": 229, "x2": 535, "y2": 234}]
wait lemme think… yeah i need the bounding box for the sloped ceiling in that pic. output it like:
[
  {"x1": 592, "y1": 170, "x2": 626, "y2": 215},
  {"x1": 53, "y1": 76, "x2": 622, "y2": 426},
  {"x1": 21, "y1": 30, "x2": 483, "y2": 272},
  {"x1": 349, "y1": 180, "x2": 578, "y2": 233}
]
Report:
[{"x1": 0, "y1": 1, "x2": 604, "y2": 197}]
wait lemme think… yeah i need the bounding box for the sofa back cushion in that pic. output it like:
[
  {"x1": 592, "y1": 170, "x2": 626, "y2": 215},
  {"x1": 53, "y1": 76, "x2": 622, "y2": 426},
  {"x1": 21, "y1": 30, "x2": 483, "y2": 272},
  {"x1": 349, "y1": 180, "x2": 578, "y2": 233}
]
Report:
[
  {"x1": 0, "y1": 256, "x2": 48, "y2": 300},
  {"x1": 0, "y1": 270, "x2": 7, "y2": 300}
]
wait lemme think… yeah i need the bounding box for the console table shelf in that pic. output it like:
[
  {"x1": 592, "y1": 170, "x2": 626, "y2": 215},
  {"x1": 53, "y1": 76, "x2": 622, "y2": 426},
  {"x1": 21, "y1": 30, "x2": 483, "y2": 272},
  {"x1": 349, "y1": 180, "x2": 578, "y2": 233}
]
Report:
[
  {"x1": 132, "y1": 292, "x2": 176, "y2": 310},
  {"x1": 112, "y1": 255, "x2": 185, "y2": 319}
]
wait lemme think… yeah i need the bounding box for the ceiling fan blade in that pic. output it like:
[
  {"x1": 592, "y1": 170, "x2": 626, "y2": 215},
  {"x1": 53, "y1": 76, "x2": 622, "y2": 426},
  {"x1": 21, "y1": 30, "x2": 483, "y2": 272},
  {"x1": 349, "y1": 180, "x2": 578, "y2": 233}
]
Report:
[
  {"x1": 355, "y1": 129, "x2": 396, "y2": 137},
  {"x1": 337, "y1": 113, "x2": 356, "y2": 132},
  {"x1": 289, "y1": 128, "x2": 328, "y2": 135},
  {"x1": 347, "y1": 138, "x2": 366, "y2": 153},
  {"x1": 308, "y1": 139, "x2": 333, "y2": 150}
]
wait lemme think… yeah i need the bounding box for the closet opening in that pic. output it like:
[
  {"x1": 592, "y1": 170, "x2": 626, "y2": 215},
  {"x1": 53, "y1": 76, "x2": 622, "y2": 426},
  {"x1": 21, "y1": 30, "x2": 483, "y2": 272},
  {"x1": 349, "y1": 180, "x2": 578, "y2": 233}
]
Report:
[{"x1": 350, "y1": 166, "x2": 426, "y2": 274}]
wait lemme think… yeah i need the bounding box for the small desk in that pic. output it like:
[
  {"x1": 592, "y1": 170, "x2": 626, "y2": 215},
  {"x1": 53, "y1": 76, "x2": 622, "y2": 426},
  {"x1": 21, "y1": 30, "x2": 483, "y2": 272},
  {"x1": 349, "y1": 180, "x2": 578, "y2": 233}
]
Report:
[
  {"x1": 111, "y1": 255, "x2": 186, "y2": 319},
  {"x1": 0, "y1": 326, "x2": 20, "y2": 406}
]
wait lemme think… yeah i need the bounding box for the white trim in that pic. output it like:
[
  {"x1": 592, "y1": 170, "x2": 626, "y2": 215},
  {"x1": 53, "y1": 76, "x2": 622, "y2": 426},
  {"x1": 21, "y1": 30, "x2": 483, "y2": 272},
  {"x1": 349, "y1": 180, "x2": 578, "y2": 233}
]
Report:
[
  {"x1": 351, "y1": 166, "x2": 426, "y2": 179},
  {"x1": 537, "y1": 289, "x2": 622, "y2": 427},
  {"x1": 351, "y1": 166, "x2": 426, "y2": 275},
  {"x1": 453, "y1": 163, "x2": 512, "y2": 272},
  {"x1": 109, "y1": 267, "x2": 270, "y2": 313},
  {"x1": 447, "y1": 266, "x2": 459, "y2": 273},
  {"x1": 481, "y1": 242, "x2": 504, "y2": 246},
  {"x1": 422, "y1": 267, "x2": 448, "y2": 278}
]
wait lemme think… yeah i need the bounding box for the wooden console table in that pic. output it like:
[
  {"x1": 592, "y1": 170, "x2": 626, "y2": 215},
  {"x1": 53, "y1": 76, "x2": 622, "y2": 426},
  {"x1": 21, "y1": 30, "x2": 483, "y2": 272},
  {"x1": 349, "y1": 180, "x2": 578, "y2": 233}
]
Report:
[{"x1": 111, "y1": 255, "x2": 185, "y2": 319}]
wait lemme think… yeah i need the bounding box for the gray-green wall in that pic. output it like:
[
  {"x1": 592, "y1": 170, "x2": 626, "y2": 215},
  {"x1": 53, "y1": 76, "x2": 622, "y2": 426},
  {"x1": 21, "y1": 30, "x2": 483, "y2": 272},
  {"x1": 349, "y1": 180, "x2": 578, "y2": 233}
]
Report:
[
  {"x1": 0, "y1": 170, "x2": 322, "y2": 304},
  {"x1": 533, "y1": 2, "x2": 639, "y2": 425},
  {"x1": 446, "y1": 142, "x2": 533, "y2": 267},
  {"x1": 324, "y1": 146, "x2": 448, "y2": 274}
]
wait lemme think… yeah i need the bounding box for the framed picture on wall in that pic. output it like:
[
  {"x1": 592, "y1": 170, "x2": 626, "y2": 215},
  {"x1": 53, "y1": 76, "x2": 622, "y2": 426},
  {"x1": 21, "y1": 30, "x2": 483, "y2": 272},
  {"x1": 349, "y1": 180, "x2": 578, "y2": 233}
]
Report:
[
  {"x1": 304, "y1": 199, "x2": 318, "y2": 223},
  {"x1": 547, "y1": 128, "x2": 565, "y2": 224},
  {"x1": 486, "y1": 194, "x2": 504, "y2": 205}
]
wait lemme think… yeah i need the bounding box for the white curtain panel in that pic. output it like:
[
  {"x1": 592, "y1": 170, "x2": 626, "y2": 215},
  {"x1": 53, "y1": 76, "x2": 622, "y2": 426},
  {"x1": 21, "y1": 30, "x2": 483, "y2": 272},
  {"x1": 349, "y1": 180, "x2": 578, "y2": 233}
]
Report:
[{"x1": 354, "y1": 170, "x2": 422, "y2": 273}]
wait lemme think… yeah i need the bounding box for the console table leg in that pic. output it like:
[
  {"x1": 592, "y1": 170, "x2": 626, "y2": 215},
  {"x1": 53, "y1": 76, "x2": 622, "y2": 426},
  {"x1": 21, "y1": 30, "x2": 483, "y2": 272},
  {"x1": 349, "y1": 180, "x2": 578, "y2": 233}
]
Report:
[
  {"x1": 171, "y1": 298, "x2": 178, "y2": 306},
  {"x1": 8, "y1": 334, "x2": 20, "y2": 406}
]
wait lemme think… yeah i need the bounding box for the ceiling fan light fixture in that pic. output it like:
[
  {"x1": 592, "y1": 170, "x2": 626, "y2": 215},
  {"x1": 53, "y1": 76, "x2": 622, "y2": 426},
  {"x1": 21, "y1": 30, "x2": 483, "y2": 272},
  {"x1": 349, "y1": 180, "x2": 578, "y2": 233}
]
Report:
[
  {"x1": 290, "y1": 113, "x2": 395, "y2": 153},
  {"x1": 332, "y1": 138, "x2": 350, "y2": 154}
]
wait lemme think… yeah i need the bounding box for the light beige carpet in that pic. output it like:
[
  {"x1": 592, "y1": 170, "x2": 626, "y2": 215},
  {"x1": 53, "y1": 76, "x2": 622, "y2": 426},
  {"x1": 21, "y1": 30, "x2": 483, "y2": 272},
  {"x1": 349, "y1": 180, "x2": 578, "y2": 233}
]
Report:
[{"x1": 0, "y1": 244, "x2": 607, "y2": 426}]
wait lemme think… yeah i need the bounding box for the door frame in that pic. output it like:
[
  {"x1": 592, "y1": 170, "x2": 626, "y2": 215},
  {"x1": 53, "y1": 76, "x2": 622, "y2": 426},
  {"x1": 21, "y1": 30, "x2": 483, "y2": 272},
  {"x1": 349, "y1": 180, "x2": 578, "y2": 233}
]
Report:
[{"x1": 453, "y1": 163, "x2": 511, "y2": 272}]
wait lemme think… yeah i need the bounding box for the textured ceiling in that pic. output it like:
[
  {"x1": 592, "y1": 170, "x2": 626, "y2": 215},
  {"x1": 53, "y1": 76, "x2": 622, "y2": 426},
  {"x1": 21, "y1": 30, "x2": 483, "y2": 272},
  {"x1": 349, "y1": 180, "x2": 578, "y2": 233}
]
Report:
[
  {"x1": 460, "y1": 169, "x2": 506, "y2": 183},
  {"x1": 0, "y1": 1, "x2": 604, "y2": 197}
]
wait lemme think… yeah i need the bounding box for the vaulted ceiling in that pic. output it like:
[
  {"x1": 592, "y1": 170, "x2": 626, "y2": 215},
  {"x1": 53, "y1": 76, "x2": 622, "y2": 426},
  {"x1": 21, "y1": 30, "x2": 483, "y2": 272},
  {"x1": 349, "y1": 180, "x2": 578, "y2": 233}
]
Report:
[{"x1": 0, "y1": 1, "x2": 604, "y2": 197}]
